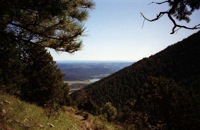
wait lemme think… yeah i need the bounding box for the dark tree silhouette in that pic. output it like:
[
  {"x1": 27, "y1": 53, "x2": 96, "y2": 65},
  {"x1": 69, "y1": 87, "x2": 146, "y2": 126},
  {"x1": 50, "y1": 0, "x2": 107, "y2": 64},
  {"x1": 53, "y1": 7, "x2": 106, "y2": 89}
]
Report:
[
  {"x1": 141, "y1": 0, "x2": 200, "y2": 34},
  {"x1": 20, "y1": 43, "x2": 69, "y2": 107},
  {"x1": 0, "y1": 0, "x2": 94, "y2": 107}
]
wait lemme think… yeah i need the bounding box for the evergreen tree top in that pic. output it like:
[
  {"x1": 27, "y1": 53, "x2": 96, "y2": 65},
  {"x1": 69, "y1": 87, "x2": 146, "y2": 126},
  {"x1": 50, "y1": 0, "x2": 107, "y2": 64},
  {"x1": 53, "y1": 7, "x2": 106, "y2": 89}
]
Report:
[{"x1": 0, "y1": 0, "x2": 94, "y2": 52}]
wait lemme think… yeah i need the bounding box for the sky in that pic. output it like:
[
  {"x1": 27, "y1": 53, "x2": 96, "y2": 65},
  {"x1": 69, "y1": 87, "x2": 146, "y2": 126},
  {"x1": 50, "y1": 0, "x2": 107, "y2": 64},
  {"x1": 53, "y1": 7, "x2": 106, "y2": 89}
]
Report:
[{"x1": 50, "y1": 0, "x2": 200, "y2": 62}]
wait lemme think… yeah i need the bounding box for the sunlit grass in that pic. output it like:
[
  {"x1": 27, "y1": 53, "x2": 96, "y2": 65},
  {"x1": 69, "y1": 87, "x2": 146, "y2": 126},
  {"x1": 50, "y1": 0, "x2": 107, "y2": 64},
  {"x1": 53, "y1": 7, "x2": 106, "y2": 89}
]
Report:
[
  {"x1": 0, "y1": 92, "x2": 123, "y2": 130},
  {"x1": 0, "y1": 92, "x2": 82, "y2": 130}
]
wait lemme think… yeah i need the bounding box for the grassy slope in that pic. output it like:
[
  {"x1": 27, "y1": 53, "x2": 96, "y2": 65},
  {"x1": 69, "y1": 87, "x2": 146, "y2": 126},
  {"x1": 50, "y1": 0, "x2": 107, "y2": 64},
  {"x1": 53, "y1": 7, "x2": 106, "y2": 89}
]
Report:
[
  {"x1": 0, "y1": 92, "x2": 82, "y2": 130},
  {"x1": 0, "y1": 92, "x2": 122, "y2": 130}
]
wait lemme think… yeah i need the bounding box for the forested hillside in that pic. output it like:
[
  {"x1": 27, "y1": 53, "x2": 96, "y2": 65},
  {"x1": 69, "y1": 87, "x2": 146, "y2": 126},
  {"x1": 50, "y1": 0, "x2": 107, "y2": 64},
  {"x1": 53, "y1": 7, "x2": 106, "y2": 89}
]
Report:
[{"x1": 72, "y1": 31, "x2": 200, "y2": 129}]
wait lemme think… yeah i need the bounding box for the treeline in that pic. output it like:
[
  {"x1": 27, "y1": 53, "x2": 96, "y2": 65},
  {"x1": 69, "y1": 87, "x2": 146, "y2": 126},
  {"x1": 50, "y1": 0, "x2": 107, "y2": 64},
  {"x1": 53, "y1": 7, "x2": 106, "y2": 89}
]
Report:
[
  {"x1": 0, "y1": 34, "x2": 70, "y2": 108},
  {"x1": 71, "y1": 31, "x2": 200, "y2": 129}
]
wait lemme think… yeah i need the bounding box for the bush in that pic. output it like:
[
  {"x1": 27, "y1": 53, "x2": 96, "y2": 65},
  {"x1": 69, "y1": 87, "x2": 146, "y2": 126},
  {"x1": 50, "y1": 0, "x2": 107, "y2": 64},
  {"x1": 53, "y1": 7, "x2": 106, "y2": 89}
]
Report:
[{"x1": 102, "y1": 102, "x2": 117, "y2": 122}]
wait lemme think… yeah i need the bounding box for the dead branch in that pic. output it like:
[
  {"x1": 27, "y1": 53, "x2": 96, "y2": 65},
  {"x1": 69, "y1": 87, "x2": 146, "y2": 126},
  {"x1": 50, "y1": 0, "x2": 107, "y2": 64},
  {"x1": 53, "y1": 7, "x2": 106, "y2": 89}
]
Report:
[
  {"x1": 141, "y1": 1, "x2": 200, "y2": 34},
  {"x1": 148, "y1": 1, "x2": 169, "y2": 5},
  {"x1": 140, "y1": 12, "x2": 168, "y2": 22}
]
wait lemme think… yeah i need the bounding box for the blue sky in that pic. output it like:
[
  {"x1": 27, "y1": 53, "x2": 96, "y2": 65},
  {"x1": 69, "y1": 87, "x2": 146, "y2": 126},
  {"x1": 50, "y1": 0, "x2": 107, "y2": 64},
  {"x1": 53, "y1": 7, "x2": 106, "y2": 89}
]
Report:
[{"x1": 50, "y1": 0, "x2": 200, "y2": 62}]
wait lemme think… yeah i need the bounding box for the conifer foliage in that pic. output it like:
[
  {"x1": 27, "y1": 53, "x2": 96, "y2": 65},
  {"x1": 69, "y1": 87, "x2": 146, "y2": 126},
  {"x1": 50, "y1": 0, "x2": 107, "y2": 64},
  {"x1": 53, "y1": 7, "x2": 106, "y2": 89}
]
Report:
[
  {"x1": 0, "y1": 35, "x2": 70, "y2": 107},
  {"x1": 0, "y1": 0, "x2": 94, "y2": 52},
  {"x1": 20, "y1": 43, "x2": 69, "y2": 106},
  {"x1": 0, "y1": 0, "x2": 94, "y2": 107},
  {"x1": 0, "y1": 35, "x2": 25, "y2": 94}
]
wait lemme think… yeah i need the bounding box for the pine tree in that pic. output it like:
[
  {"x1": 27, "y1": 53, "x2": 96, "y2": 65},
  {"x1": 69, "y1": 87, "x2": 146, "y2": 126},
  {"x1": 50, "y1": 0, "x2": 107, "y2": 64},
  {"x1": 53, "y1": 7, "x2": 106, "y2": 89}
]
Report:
[
  {"x1": 0, "y1": 0, "x2": 94, "y2": 107},
  {"x1": 0, "y1": 35, "x2": 25, "y2": 95},
  {"x1": 0, "y1": 0, "x2": 94, "y2": 52},
  {"x1": 21, "y1": 43, "x2": 69, "y2": 106}
]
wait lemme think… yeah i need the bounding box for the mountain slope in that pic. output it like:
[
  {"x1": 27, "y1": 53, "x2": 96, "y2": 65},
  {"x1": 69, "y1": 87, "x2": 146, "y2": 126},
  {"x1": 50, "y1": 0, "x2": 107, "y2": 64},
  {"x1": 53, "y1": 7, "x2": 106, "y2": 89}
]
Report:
[
  {"x1": 71, "y1": 31, "x2": 200, "y2": 130},
  {"x1": 73, "y1": 31, "x2": 200, "y2": 107}
]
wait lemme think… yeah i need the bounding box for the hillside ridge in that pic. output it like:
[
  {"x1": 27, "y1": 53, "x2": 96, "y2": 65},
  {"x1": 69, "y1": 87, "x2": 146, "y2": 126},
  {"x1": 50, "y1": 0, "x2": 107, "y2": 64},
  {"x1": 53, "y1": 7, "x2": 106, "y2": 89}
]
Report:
[
  {"x1": 73, "y1": 31, "x2": 200, "y2": 108},
  {"x1": 71, "y1": 31, "x2": 200, "y2": 129}
]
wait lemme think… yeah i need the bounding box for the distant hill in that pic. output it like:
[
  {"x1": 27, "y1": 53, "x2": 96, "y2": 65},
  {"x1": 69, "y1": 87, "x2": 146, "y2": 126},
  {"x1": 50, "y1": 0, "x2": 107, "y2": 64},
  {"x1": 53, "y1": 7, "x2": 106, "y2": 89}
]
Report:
[
  {"x1": 71, "y1": 31, "x2": 200, "y2": 129},
  {"x1": 57, "y1": 61, "x2": 133, "y2": 81}
]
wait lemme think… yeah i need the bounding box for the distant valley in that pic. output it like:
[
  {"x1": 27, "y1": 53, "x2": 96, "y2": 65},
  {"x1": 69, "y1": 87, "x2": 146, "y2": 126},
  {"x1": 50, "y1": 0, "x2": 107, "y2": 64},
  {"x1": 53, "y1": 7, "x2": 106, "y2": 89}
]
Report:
[
  {"x1": 56, "y1": 61, "x2": 133, "y2": 93},
  {"x1": 71, "y1": 31, "x2": 200, "y2": 130}
]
